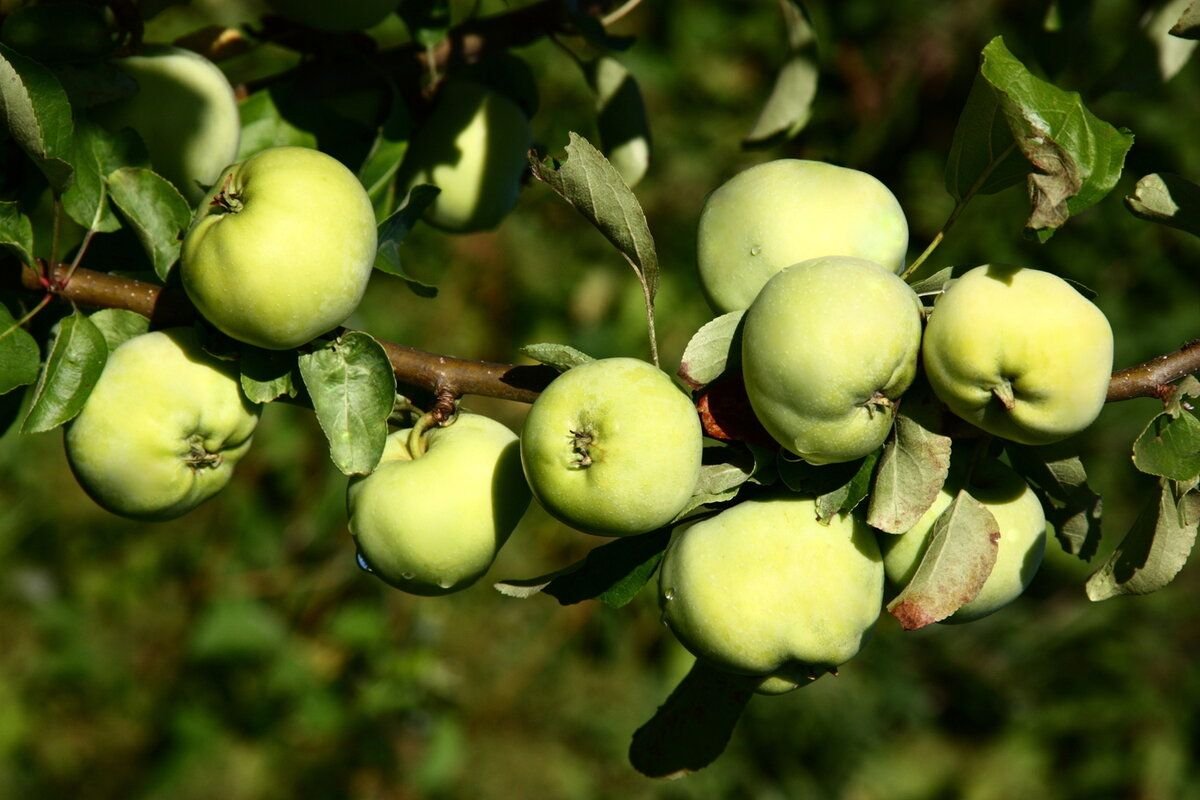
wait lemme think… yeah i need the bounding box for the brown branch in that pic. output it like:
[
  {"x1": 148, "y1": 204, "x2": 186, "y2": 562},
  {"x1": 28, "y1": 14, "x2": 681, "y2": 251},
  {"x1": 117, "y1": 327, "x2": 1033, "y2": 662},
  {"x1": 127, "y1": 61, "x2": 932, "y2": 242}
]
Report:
[
  {"x1": 1106, "y1": 339, "x2": 1200, "y2": 402},
  {"x1": 5, "y1": 262, "x2": 555, "y2": 405}
]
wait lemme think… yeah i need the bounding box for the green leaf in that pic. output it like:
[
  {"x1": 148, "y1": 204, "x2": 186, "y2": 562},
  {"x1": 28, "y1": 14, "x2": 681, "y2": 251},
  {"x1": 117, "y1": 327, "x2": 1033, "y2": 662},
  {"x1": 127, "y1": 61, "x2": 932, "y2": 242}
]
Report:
[
  {"x1": 1125, "y1": 172, "x2": 1200, "y2": 238},
  {"x1": 1149, "y1": 0, "x2": 1199, "y2": 78},
  {"x1": 975, "y1": 36, "x2": 1134, "y2": 240},
  {"x1": 1172, "y1": 0, "x2": 1200, "y2": 38},
  {"x1": 778, "y1": 452, "x2": 860, "y2": 495},
  {"x1": 944, "y1": 74, "x2": 1025, "y2": 202},
  {"x1": 1007, "y1": 445, "x2": 1102, "y2": 560},
  {"x1": 50, "y1": 62, "x2": 138, "y2": 109},
  {"x1": 0, "y1": 43, "x2": 74, "y2": 191},
  {"x1": 695, "y1": 441, "x2": 755, "y2": 496},
  {"x1": 887, "y1": 491, "x2": 1001, "y2": 630},
  {"x1": 298, "y1": 331, "x2": 396, "y2": 476},
  {"x1": 519, "y1": 343, "x2": 594, "y2": 372},
  {"x1": 21, "y1": 309, "x2": 107, "y2": 433},
  {"x1": 813, "y1": 450, "x2": 879, "y2": 522},
  {"x1": 628, "y1": 659, "x2": 758, "y2": 779},
  {"x1": 1086, "y1": 479, "x2": 1199, "y2": 600},
  {"x1": 529, "y1": 133, "x2": 660, "y2": 360},
  {"x1": 0, "y1": 201, "x2": 35, "y2": 266},
  {"x1": 358, "y1": 93, "x2": 411, "y2": 217},
  {"x1": 677, "y1": 310, "x2": 744, "y2": 391},
  {"x1": 62, "y1": 122, "x2": 146, "y2": 233},
  {"x1": 907, "y1": 266, "x2": 955, "y2": 296},
  {"x1": 240, "y1": 347, "x2": 300, "y2": 404},
  {"x1": 743, "y1": 1, "x2": 819, "y2": 148},
  {"x1": 585, "y1": 56, "x2": 651, "y2": 187},
  {"x1": 236, "y1": 90, "x2": 318, "y2": 161},
  {"x1": 374, "y1": 184, "x2": 441, "y2": 297},
  {"x1": 868, "y1": 414, "x2": 953, "y2": 534},
  {"x1": 398, "y1": 0, "x2": 451, "y2": 48},
  {"x1": 1132, "y1": 381, "x2": 1200, "y2": 481},
  {"x1": 0, "y1": 302, "x2": 40, "y2": 394},
  {"x1": 87, "y1": 308, "x2": 148, "y2": 351},
  {"x1": 105, "y1": 166, "x2": 192, "y2": 281},
  {"x1": 494, "y1": 527, "x2": 671, "y2": 609}
]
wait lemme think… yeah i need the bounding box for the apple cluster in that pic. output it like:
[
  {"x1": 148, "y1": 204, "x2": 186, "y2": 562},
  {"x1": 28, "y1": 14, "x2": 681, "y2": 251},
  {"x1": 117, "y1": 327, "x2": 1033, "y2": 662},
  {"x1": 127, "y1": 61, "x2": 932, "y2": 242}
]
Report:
[{"x1": 654, "y1": 158, "x2": 1114, "y2": 692}]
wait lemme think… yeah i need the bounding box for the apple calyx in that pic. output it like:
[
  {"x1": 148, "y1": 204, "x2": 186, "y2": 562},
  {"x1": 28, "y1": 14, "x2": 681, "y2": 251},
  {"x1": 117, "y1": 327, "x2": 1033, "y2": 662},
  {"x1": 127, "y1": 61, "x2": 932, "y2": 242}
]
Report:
[
  {"x1": 209, "y1": 173, "x2": 244, "y2": 215},
  {"x1": 992, "y1": 380, "x2": 1017, "y2": 411},
  {"x1": 864, "y1": 391, "x2": 894, "y2": 416},
  {"x1": 185, "y1": 434, "x2": 223, "y2": 471},
  {"x1": 570, "y1": 429, "x2": 594, "y2": 468}
]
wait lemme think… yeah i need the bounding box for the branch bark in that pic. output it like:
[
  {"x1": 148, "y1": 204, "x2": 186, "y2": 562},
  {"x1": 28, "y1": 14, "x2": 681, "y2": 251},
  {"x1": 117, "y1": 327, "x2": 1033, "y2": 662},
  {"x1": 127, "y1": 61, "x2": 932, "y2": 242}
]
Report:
[{"x1": 6, "y1": 263, "x2": 1199, "y2": 406}]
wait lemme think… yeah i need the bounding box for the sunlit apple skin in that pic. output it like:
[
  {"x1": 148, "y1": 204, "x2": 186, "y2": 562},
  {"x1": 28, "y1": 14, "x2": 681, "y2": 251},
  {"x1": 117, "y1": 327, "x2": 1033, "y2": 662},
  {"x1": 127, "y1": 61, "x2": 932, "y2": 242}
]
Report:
[
  {"x1": 94, "y1": 46, "x2": 239, "y2": 202},
  {"x1": 659, "y1": 497, "x2": 884, "y2": 693},
  {"x1": 922, "y1": 265, "x2": 1114, "y2": 445},
  {"x1": 400, "y1": 81, "x2": 532, "y2": 233},
  {"x1": 697, "y1": 159, "x2": 909, "y2": 313},
  {"x1": 741, "y1": 256, "x2": 923, "y2": 464},
  {"x1": 520, "y1": 358, "x2": 703, "y2": 537},
  {"x1": 65, "y1": 329, "x2": 260, "y2": 521},
  {"x1": 181, "y1": 146, "x2": 378, "y2": 350},
  {"x1": 879, "y1": 460, "x2": 1047, "y2": 622},
  {"x1": 347, "y1": 414, "x2": 530, "y2": 596},
  {"x1": 266, "y1": 0, "x2": 397, "y2": 31}
]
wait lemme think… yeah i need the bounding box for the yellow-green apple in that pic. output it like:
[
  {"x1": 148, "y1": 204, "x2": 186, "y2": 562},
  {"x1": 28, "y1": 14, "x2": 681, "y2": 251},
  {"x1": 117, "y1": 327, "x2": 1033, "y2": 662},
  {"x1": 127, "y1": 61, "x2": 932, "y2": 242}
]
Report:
[
  {"x1": 347, "y1": 414, "x2": 530, "y2": 595},
  {"x1": 659, "y1": 496, "x2": 884, "y2": 693},
  {"x1": 520, "y1": 358, "x2": 702, "y2": 536},
  {"x1": 922, "y1": 265, "x2": 1114, "y2": 444},
  {"x1": 93, "y1": 45, "x2": 239, "y2": 202},
  {"x1": 181, "y1": 146, "x2": 377, "y2": 350},
  {"x1": 65, "y1": 328, "x2": 260, "y2": 520},
  {"x1": 741, "y1": 255, "x2": 923, "y2": 464},
  {"x1": 697, "y1": 159, "x2": 909, "y2": 313},
  {"x1": 266, "y1": 0, "x2": 397, "y2": 30},
  {"x1": 400, "y1": 80, "x2": 531, "y2": 233},
  {"x1": 878, "y1": 459, "x2": 1047, "y2": 622}
]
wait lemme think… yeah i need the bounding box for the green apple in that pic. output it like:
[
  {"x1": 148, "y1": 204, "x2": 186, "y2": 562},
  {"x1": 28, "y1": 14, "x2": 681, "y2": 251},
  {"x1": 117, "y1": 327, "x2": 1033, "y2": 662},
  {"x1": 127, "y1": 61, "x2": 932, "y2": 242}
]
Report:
[
  {"x1": 697, "y1": 159, "x2": 909, "y2": 313},
  {"x1": 65, "y1": 328, "x2": 260, "y2": 521},
  {"x1": 879, "y1": 460, "x2": 1047, "y2": 622},
  {"x1": 93, "y1": 45, "x2": 240, "y2": 202},
  {"x1": 266, "y1": 0, "x2": 397, "y2": 30},
  {"x1": 659, "y1": 496, "x2": 884, "y2": 692},
  {"x1": 741, "y1": 255, "x2": 923, "y2": 464},
  {"x1": 181, "y1": 146, "x2": 378, "y2": 350},
  {"x1": 520, "y1": 358, "x2": 703, "y2": 536},
  {"x1": 347, "y1": 413, "x2": 530, "y2": 596},
  {"x1": 922, "y1": 265, "x2": 1114, "y2": 444},
  {"x1": 400, "y1": 80, "x2": 532, "y2": 233}
]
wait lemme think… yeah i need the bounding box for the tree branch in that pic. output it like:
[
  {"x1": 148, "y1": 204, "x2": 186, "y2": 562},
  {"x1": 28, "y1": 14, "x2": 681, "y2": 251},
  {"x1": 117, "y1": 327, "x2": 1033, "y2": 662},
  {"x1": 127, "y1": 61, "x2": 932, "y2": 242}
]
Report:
[
  {"x1": 1106, "y1": 339, "x2": 1200, "y2": 402},
  {"x1": 5, "y1": 263, "x2": 555, "y2": 404}
]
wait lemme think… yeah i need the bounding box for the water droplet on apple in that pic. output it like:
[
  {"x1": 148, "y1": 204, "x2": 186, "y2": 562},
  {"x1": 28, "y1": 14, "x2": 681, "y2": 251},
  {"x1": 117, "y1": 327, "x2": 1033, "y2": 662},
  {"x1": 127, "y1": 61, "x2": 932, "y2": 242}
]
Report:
[
  {"x1": 750, "y1": 245, "x2": 762, "y2": 256},
  {"x1": 401, "y1": 571, "x2": 416, "y2": 581},
  {"x1": 355, "y1": 550, "x2": 374, "y2": 573},
  {"x1": 663, "y1": 587, "x2": 675, "y2": 601},
  {"x1": 438, "y1": 578, "x2": 453, "y2": 589}
]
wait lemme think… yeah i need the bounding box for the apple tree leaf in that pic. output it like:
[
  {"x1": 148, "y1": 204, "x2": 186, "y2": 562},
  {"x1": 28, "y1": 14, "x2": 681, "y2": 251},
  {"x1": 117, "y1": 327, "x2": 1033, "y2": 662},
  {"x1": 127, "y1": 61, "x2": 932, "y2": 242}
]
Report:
[
  {"x1": 1086, "y1": 479, "x2": 1200, "y2": 600},
  {"x1": 236, "y1": 89, "x2": 317, "y2": 161},
  {"x1": 358, "y1": 92, "x2": 411, "y2": 220},
  {"x1": 374, "y1": 184, "x2": 441, "y2": 297},
  {"x1": 677, "y1": 310, "x2": 744, "y2": 391},
  {"x1": 1125, "y1": 172, "x2": 1200, "y2": 238},
  {"x1": 743, "y1": 0, "x2": 819, "y2": 148},
  {"x1": 585, "y1": 56, "x2": 651, "y2": 188},
  {"x1": 494, "y1": 527, "x2": 671, "y2": 609},
  {"x1": 21, "y1": 309, "x2": 107, "y2": 434},
  {"x1": 519, "y1": 343, "x2": 594, "y2": 372},
  {"x1": 1147, "y1": 0, "x2": 1199, "y2": 79},
  {"x1": 907, "y1": 266, "x2": 956, "y2": 296},
  {"x1": 87, "y1": 309, "x2": 148, "y2": 351},
  {"x1": 777, "y1": 452, "x2": 862, "y2": 496},
  {"x1": 944, "y1": 73, "x2": 1025, "y2": 202},
  {"x1": 628, "y1": 659, "x2": 758, "y2": 779},
  {"x1": 1132, "y1": 380, "x2": 1200, "y2": 481},
  {"x1": 0, "y1": 43, "x2": 74, "y2": 192},
  {"x1": 887, "y1": 491, "x2": 1001, "y2": 630},
  {"x1": 62, "y1": 122, "x2": 146, "y2": 234},
  {"x1": 0, "y1": 302, "x2": 40, "y2": 395},
  {"x1": 298, "y1": 331, "x2": 396, "y2": 476},
  {"x1": 814, "y1": 450, "x2": 879, "y2": 522},
  {"x1": 1007, "y1": 444, "x2": 1103, "y2": 560},
  {"x1": 105, "y1": 166, "x2": 192, "y2": 281},
  {"x1": 529, "y1": 132, "x2": 660, "y2": 362},
  {"x1": 0, "y1": 201, "x2": 35, "y2": 266},
  {"x1": 51, "y1": 62, "x2": 137, "y2": 110},
  {"x1": 1172, "y1": 0, "x2": 1200, "y2": 38},
  {"x1": 240, "y1": 346, "x2": 300, "y2": 404},
  {"x1": 868, "y1": 414, "x2": 953, "y2": 534}
]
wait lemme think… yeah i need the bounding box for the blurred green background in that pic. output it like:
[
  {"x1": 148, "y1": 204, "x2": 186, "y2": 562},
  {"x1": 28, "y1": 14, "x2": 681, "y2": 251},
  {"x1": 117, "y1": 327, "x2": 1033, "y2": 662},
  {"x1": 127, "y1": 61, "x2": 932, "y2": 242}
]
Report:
[{"x1": 3, "y1": 0, "x2": 1200, "y2": 797}]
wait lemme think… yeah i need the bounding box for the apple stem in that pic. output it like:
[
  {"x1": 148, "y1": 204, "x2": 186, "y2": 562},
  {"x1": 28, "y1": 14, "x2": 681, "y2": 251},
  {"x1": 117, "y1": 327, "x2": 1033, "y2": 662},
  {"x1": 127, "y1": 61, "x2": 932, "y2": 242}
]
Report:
[
  {"x1": 570, "y1": 429, "x2": 594, "y2": 468},
  {"x1": 408, "y1": 411, "x2": 440, "y2": 459},
  {"x1": 992, "y1": 381, "x2": 1017, "y2": 411}
]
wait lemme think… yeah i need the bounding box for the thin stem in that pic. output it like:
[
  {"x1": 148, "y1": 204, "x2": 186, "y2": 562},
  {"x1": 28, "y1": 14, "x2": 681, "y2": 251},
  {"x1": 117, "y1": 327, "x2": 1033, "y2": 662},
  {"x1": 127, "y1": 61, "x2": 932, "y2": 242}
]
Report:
[
  {"x1": 642, "y1": 280, "x2": 660, "y2": 368},
  {"x1": 549, "y1": 32, "x2": 587, "y2": 70},
  {"x1": 602, "y1": 0, "x2": 644, "y2": 27},
  {"x1": 49, "y1": 199, "x2": 62, "y2": 270},
  {"x1": 61, "y1": 185, "x2": 108, "y2": 288},
  {"x1": 0, "y1": 294, "x2": 52, "y2": 344},
  {"x1": 407, "y1": 410, "x2": 439, "y2": 458}
]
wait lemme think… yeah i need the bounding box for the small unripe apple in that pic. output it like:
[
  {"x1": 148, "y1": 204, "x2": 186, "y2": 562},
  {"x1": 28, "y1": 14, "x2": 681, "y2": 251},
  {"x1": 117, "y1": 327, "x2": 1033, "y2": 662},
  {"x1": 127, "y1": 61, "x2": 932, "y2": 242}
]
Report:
[
  {"x1": 347, "y1": 414, "x2": 530, "y2": 596},
  {"x1": 93, "y1": 46, "x2": 240, "y2": 202},
  {"x1": 879, "y1": 460, "x2": 1047, "y2": 622},
  {"x1": 400, "y1": 80, "x2": 532, "y2": 233},
  {"x1": 741, "y1": 256, "x2": 923, "y2": 464},
  {"x1": 65, "y1": 328, "x2": 260, "y2": 521},
  {"x1": 922, "y1": 265, "x2": 1114, "y2": 444},
  {"x1": 697, "y1": 159, "x2": 909, "y2": 313},
  {"x1": 659, "y1": 497, "x2": 884, "y2": 692},
  {"x1": 520, "y1": 358, "x2": 703, "y2": 536},
  {"x1": 181, "y1": 146, "x2": 378, "y2": 350}
]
